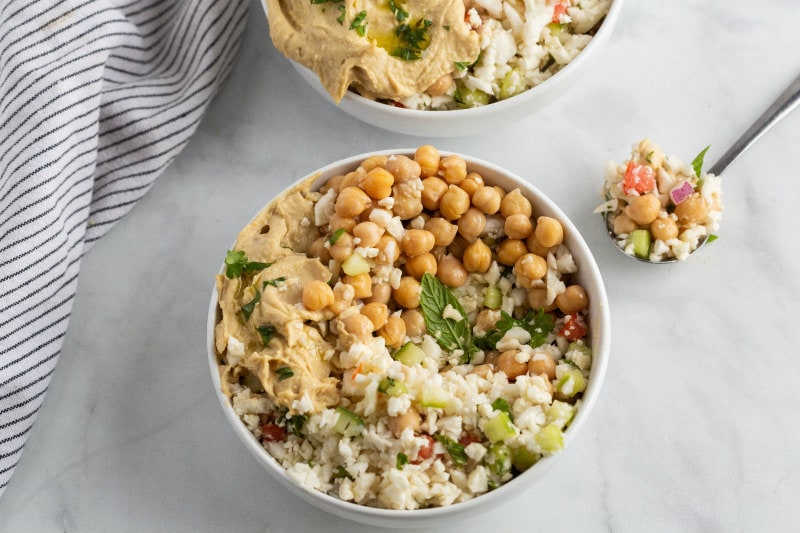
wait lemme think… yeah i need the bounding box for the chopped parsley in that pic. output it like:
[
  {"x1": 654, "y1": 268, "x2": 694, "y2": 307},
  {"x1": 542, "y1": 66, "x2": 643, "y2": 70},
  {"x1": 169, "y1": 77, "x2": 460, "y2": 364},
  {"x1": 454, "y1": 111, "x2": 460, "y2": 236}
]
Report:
[
  {"x1": 262, "y1": 277, "x2": 286, "y2": 288},
  {"x1": 224, "y1": 250, "x2": 270, "y2": 279},
  {"x1": 691, "y1": 145, "x2": 711, "y2": 178},
  {"x1": 241, "y1": 290, "x2": 262, "y2": 321},
  {"x1": 419, "y1": 273, "x2": 475, "y2": 363},
  {"x1": 333, "y1": 465, "x2": 355, "y2": 481},
  {"x1": 706, "y1": 234, "x2": 719, "y2": 244},
  {"x1": 391, "y1": 18, "x2": 432, "y2": 61},
  {"x1": 349, "y1": 10, "x2": 367, "y2": 37},
  {"x1": 491, "y1": 397, "x2": 513, "y2": 421},
  {"x1": 388, "y1": 0, "x2": 408, "y2": 22},
  {"x1": 476, "y1": 309, "x2": 555, "y2": 351},
  {"x1": 454, "y1": 61, "x2": 470, "y2": 71},
  {"x1": 434, "y1": 434, "x2": 467, "y2": 466},
  {"x1": 284, "y1": 413, "x2": 308, "y2": 436},
  {"x1": 276, "y1": 366, "x2": 294, "y2": 381},
  {"x1": 396, "y1": 452, "x2": 409, "y2": 469},
  {"x1": 256, "y1": 324, "x2": 277, "y2": 345},
  {"x1": 329, "y1": 227, "x2": 345, "y2": 244},
  {"x1": 337, "y1": 4, "x2": 345, "y2": 24}
]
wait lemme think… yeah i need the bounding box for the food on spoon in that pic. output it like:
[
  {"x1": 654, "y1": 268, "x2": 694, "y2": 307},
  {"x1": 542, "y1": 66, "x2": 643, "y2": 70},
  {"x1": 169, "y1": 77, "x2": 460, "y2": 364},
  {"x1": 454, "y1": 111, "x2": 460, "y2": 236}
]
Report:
[
  {"x1": 265, "y1": 0, "x2": 611, "y2": 109},
  {"x1": 596, "y1": 139, "x2": 723, "y2": 262},
  {"x1": 214, "y1": 146, "x2": 592, "y2": 509}
]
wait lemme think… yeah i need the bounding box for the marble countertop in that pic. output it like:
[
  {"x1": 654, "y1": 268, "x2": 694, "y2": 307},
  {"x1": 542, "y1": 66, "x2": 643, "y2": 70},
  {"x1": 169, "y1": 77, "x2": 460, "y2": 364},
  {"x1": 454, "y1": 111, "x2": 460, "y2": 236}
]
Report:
[{"x1": 2, "y1": 0, "x2": 800, "y2": 531}]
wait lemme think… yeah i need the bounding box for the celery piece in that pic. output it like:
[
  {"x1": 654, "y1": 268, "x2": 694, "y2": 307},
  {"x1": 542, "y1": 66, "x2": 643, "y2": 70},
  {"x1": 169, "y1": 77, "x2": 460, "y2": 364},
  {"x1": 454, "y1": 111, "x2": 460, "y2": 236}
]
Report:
[
  {"x1": 511, "y1": 445, "x2": 540, "y2": 472},
  {"x1": 546, "y1": 400, "x2": 576, "y2": 429},
  {"x1": 394, "y1": 341, "x2": 425, "y2": 366},
  {"x1": 483, "y1": 285, "x2": 502, "y2": 310},
  {"x1": 420, "y1": 384, "x2": 450, "y2": 408},
  {"x1": 482, "y1": 411, "x2": 516, "y2": 443},
  {"x1": 333, "y1": 407, "x2": 364, "y2": 438},
  {"x1": 630, "y1": 229, "x2": 651, "y2": 259},
  {"x1": 556, "y1": 368, "x2": 586, "y2": 398},
  {"x1": 342, "y1": 253, "x2": 370, "y2": 276},
  {"x1": 378, "y1": 377, "x2": 407, "y2": 397},
  {"x1": 535, "y1": 424, "x2": 564, "y2": 453}
]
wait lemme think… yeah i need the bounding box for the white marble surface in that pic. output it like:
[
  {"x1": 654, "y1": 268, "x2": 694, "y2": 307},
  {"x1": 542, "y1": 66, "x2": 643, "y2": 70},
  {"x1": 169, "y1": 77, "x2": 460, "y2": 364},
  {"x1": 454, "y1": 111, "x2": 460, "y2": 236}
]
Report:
[{"x1": 2, "y1": 0, "x2": 800, "y2": 531}]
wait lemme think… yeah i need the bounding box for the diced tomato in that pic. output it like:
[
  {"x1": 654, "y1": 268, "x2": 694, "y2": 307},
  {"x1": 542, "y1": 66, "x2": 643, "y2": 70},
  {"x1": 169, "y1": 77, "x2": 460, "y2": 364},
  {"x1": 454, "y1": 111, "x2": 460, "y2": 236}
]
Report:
[
  {"x1": 559, "y1": 313, "x2": 587, "y2": 341},
  {"x1": 412, "y1": 435, "x2": 438, "y2": 464},
  {"x1": 391, "y1": 101, "x2": 407, "y2": 108},
  {"x1": 459, "y1": 433, "x2": 481, "y2": 447},
  {"x1": 261, "y1": 423, "x2": 287, "y2": 442},
  {"x1": 623, "y1": 161, "x2": 656, "y2": 195},
  {"x1": 552, "y1": 1, "x2": 569, "y2": 22}
]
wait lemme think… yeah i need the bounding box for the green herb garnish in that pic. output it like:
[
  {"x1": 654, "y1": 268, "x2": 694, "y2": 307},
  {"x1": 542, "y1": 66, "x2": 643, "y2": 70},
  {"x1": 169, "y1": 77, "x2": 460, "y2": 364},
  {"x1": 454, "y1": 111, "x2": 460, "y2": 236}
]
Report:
[
  {"x1": 256, "y1": 325, "x2": 277, "y2": 345},
  {"x1": 390, "y1": 18, "x2": 432, "y2": 61},
  {"x1": 285, "y1": 414, "x2": 308, "y2": 436},
  {"x1": 454, "y1": 61, "x2": 470, "y2": 71},
  {"x1": 706, "y1": 234, "x2": 719, "y2": 244},
  {"x1": 224, "y1": 250, "x2": 270, "y2": 279},
  {"x1": 350, "y1": 10, "x2": 367, "y2": 36},
  {"x1": 491, "y1": 398, "x2": 512, "y2": 421},
  {"x1": 691, "y1": 145, "x2": 711, "y2": 178},
  {"x1": 337, "y1": 4, "x2": 345, "y2": 24},
  {"x1": 241, "y1": 290, "x2": 262, "y2": 320},
  {"x1": 329, "y1": 227, "x2": 345, "y2": 244},
  {"x1": 262, "y1": 277, "x2": 287, "y2": 288},
  {"x1": 396, "y1": 452, "x2": 409, "y2": 469},
  {"x1": 442, "y1": 24, "x2": 450, "y2": 31},
  {"x1": 333, "y1": 465, "x2": 355, "y2": 481},
  {"x1": 477, "y1": 309, "x2": 555, "y2": 351},
  {"x1": 419, "y1": 273, "x2": 474, "y2": 363},
  {"x1": 276, "y1": 367, "x2": 294, "y2": 381},
  {"x1": 434, "y1": 434, "x2": 468, "y2": 466},
  {"x1": 388, "y1": 0, "x2": 408, "y2": 22}
]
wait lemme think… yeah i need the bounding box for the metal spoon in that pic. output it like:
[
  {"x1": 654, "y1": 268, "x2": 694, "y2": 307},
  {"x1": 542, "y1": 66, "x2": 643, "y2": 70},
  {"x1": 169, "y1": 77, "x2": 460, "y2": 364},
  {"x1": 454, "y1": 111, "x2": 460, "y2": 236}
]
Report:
[{"x1": 605, "y1": 71, "x2": 800, "y2": 263}]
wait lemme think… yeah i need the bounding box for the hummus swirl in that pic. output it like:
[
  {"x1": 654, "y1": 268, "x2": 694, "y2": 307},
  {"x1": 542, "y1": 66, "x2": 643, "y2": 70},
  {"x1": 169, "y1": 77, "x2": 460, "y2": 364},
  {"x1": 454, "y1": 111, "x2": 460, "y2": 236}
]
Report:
[{"x1": 266, "y1": 0, "x2": 480, "y2": 102}]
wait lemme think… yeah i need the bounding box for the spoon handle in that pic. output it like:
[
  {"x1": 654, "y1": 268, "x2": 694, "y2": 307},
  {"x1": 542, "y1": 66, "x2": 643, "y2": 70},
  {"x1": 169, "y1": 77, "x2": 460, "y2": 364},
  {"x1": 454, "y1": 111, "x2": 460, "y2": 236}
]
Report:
[{"x1": 708, "y1": 72, "x2": 800, "y2": 176}]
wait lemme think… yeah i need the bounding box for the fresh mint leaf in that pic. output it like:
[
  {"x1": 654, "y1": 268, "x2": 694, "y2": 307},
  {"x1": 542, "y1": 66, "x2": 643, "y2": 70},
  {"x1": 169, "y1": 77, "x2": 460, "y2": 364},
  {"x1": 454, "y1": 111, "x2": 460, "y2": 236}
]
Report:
[
  {"x1": 692, "y1": 145, "x2": 711, "y2": 178},
  {"x1": 434, "y1": 434, "x2": 467, "y2": 465},
  {"x1": 419, "y1": 273, "x2": 473, "y2": 359}
]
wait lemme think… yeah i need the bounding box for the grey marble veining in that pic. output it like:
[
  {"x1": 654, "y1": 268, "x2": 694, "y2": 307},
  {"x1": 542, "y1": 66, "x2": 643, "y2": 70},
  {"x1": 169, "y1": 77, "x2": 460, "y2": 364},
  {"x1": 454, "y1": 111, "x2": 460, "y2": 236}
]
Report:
[{"x1": 2, "y1": 0, "x2": 800, "y2": 531}]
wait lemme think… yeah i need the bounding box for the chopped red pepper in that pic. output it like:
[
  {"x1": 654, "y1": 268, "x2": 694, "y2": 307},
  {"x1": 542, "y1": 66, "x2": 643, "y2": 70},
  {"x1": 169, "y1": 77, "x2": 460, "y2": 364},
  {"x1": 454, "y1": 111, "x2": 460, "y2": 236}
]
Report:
[
  {"x1": 623, "y1": 161, "x2": 656, "y2": 195},
  {"x1": 413, "y1": 435, "x2": 439, "y2": 464},
  {"x1": 459, "y1": 432, "x2": 481, "y2": 447},
  {"x1": 552, "y1": 1, "x2": 569, "y2": 22},
  {"x1": 261, "y1": 423, "x2": 287, "y2": 442},
  {"x1": 559, "y1": 313, "x2": 587, "y2": 341}
]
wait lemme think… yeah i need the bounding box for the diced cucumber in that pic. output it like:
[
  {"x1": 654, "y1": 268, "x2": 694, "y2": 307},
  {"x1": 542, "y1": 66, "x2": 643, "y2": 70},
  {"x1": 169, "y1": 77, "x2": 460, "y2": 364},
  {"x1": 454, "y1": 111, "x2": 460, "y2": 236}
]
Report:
[
  {"x1": 454, "y1": 85, "x2": 491, "y2": 108},
  {"x1": 394, "y1": 341, "x2": 425, "y2": 366},
  {"x1": 555, "y1": 368, "x2": 586, "y2": 398},
  {"x1": 342, "y1": 253, "x2": 370, "y2": 276},
  {"x1": 567, "y1": 341, "x2": 592, "y2": 357},
  {"x1": 378, "y1": 377, "x2": 407, "y2": 397},
  {"x1": 420, "y1": 384, "x2": 450, "y2": 408},
  {"x1": 546, "y1": 400, "x2": 576, "y2": 430},
  {"x1": 498, "y1": 68, "x2": 525, "y2": 100},
  {"x1": 487, "y1": 442, "x2": 510, "y2": 476},
  {"x1": 511, "y1": 445, "x2": 540, "y2": 472},
  {"x1": 482, "y1": 411, "x2": 516, "y2": 443},
  {"x1": 333, "y1": 407, "x2": 364, "y2": 438},
  {"x1": 535, "y1": 424, "x2": 564, "y2": 453},
  {"x1": 483, "y1": 285, "x2": 502, "y2": 310},
  {"x1": 630, "y1": 229, "x2": 651, "y2": 259}
]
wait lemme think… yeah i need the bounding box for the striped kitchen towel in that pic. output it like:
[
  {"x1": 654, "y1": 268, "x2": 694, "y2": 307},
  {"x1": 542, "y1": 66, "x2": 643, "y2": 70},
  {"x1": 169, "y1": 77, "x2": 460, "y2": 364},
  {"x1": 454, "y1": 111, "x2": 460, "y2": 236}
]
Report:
[{"x1": 0, "y1": 0, "x2": 249, "y2": 497}]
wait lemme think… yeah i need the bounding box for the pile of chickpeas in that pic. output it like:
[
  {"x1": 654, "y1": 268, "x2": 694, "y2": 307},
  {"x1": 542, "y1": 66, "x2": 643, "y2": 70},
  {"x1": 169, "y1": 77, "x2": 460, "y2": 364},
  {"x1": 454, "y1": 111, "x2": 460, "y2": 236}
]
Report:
[
  {"x1": 612, "y1": 189, "x2": 709, "y2": 242},
  {"x1": 299, "y1": 145, "x2": 589, "y2": 361}
]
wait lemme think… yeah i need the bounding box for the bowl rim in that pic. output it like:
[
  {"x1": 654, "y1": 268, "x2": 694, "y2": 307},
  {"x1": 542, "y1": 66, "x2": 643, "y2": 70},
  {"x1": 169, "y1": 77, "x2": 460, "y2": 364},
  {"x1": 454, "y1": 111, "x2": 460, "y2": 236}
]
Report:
[
  {"x1": 261, "y1": 0, "x2": 624, "y2": 119},
  {"x1": 207, "y1": 149, "x2": 611, "y2": 526}
]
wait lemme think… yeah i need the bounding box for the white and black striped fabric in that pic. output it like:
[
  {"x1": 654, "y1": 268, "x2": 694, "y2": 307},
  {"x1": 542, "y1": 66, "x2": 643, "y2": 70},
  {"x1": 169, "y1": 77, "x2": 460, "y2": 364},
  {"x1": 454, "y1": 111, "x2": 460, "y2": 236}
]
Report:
[{"x1": 0, "y1": 0, "x2": 249, "y2": 497}]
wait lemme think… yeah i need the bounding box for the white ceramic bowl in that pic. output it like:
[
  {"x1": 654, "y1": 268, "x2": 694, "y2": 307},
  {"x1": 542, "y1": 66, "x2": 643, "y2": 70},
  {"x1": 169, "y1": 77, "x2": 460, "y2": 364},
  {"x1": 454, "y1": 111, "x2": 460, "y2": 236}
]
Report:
[
  {"x1": 260, "y1": 1, "x2": 623, "y2": 137},
  {"x1": 207, "y1": 150, "x2": 610, "y2": 528}
]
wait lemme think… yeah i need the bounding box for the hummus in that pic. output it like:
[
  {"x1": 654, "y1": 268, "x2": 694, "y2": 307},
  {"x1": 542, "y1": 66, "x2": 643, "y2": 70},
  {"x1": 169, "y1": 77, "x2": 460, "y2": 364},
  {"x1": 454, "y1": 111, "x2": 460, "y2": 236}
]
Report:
[
  {"x1": 265, "y1": 0, "x2": 480, "y2": 102},
  {"x1": 215, "y1": 178, "x2": 339, "y2": 414}
]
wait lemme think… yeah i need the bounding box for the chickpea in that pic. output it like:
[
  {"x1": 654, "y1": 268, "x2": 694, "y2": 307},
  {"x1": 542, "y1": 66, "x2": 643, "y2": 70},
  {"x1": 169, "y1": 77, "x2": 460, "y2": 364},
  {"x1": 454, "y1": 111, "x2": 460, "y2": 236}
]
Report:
[
  {"x1": 674, "y1": 193, "x2": 709, "y2": 225},
  {"x1": 329, "y1": 283, "x2": 355, "y2": 315},
  {"x1": 471, "y1": 186, "x2": 502, "y2": 215},
  {"x1": 387, "y1": 408, "x2": 421, "y2": 438},
  {"x1": 365, "y1": 281, "x2": 392, "y2": 305},
  {"x1": 528, "y1": 355, "x2": 556, "y2": 380},
  {"x1": 342, "y1": 312, "x2": 373, "y2": 340},
  {"x1": 612, "y1": 212, "x2": 638, "y2": 235},
  {"x1": 430, "y1": 244, "x2": 447, "y2": 262},
  {"x1": 625, "y1": 194, "x2": 661, "y2": 225},
  {"x1": 394, "y1": 276, "x2": 422, "y2": 309},
  {"x1": 425, "y1": 217, "x2": 458, "y2": 247},
  {"x1": 527, "y1": 287, "x2": 556, "y2": 311},
  {"x1": 437, "y1": 255, "x2": 468, "y2": 287},
  {"x1": 335, "y1": 186, "x2": 371, "y2": 218},
  {"x1": 505, "y1": 214, "x2": 533, "y2": 240},
  {"x1": 361, "y1": 302, "x2": 389, "y2": 331},
  {"x1": 352, "y1": 221, "x2": 383, "y2": 248},
  {"x1": 439, "y1": 184, "x2": 470, "y2": 221},
  {"x1": 401, "y1": 309, "x2": 426, "y2": 337},
  {"x1": 448, "y1": 234, "x2": 470, "y2": 260},
  {"x1": 426, "y1": 73, "x2": 453, "y2": 96},
  {"x1": 457, "y1": 207, "x2": 487, "y2": 242},
  {"x1": 392, "y1": 181, "x2": 424, "y2": 220},
  {"x1": 650, "y1": 217, "x2": 679, "y2": 241},
  {"x1": 497, "y1": 350, "x2": 527, "y2": 379},
  {"x1": 308, "y1": 237, "x2": 332, "y2": 263},
  {"x1": 496, "y1": 238, "x2": 527, "y2": 266},
  {"x1": 461, "y1": 172, "x2": 484, "y2": 197},
  {"x1": 320, "y1": 174, "x2": 345, "y2": 194},
  {"x1": 343, "y1": 272, "x2": 372, "y2": 299},
  {"x1": 402, "y1": 229, "x2": 436, "y2": 257},
  {"x1": 340, "y1": 168, "x2": 365, "y2": 190},
  {"x1": 463, "y1": 239, "x2": 492, "y2": 273},
  {"x1": 376, "y1": 234, "x2": 401, "y2": 265},
  {"x1": 555, "y1": 285, "x2": 588, "y2": 314},
  {"x1": 534, "y1": 216, "x2": 564, "y2": 248},
  {"x1": 420, "y1": 176, "x2": 448, "y2": 211},
  {"x1": 500, "y1": 188, "x2": 532, "y2": 218},
  {"x1": 360, "y1": 154, "x2": 388, "y2": 172},
  {"x1": 328, "y1": 213, "x2": 356, "y2": 233},
  {"x1": 514, "y1": 253, "x2": 547, "y2": 287},
  {"x1": 439, "y1": 155, "x2": 467, "y2": 185},
  {"x1": 415, "y1": 145, "x2": 441, "y2": 178},
  {"x1": 360, "y1": 167, "x2": 395, "y2": 200},
  {"x1": 525, "y1": 234, "x2": 552, "y2": 258},
  {"x1": 475, "y1": 308, "x2": 500, "y2": 332},
  {"x1": 471, "y1": 364, "x2": 493, "y2": 379},
  {"x1": 302, "y1": 280, "x2": 334, "y2": 311},
  {"x1": 483, "y1": 350, "x2": 500, "y2": 366},
  {"x1": 379, "y1": 315, "x2": 407, "y2": 347},
  {"x1": 385, "y1": 155, "x2": 421, "y2": 183},
  {"x1": 405, "y1": 252, "x2": 437, "y2": 279},
  {"x1": 329, "y1": 231, "x2": 354, "y2": 262}
]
